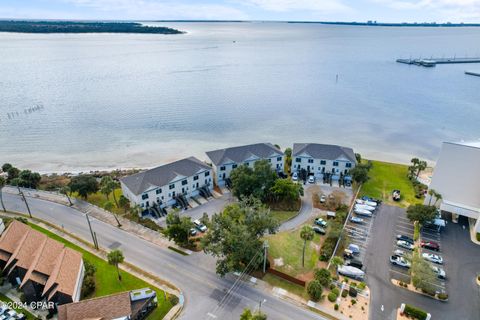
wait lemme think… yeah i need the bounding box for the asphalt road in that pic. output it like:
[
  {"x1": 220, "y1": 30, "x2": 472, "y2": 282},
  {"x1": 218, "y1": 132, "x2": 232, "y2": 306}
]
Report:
[
  {"x1": 3, "y1": 192, "x2": 327, "y2": 320},
  {"x1": 365, "y1": 205, "x2": 480, "y2": 320}
]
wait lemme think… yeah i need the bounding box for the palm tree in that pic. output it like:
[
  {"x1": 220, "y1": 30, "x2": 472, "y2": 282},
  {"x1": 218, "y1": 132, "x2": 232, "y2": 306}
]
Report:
[
  {"x1": 433, "y1": 192, "x2": 442, "y2": 206},
  {"x1": 428, "y1": 189, "x2": 436, "y2": 206},
  {"x1": 103, "y1": 201, "x2": 122, "y2": 227},
  {"x1": 110, "y1": 180, "x2": 120, "y2": 207},
  {"x1": 100, "y1": 176, "x2": 114, "y2": 201},
  {"x1": 330, "y1": 256, "x2": 344, "y2": 275},
  {"x1": 300, "y1": 225, "x2": 314, "y2": 267},
  {"x1": 118, "y1": 195, "x2": 130, "y2": 214},
  {"x1": 416, "y1": 160, "x2": 427, "y2": 178},
  {"x1": 107, "y1": 249, "x2": 125, "y2": 281},
  {"x1": 0, "y1": 176, "x2": 6, "y2": 212},
  {"x1": 59, "y1": 186, "x2": 73, "y2": 206}
]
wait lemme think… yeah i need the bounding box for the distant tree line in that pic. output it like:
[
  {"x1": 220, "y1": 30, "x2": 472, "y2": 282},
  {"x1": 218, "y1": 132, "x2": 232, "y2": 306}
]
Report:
[{"x1": 0, "y1": 21, "x2": 183, "y2": 34}]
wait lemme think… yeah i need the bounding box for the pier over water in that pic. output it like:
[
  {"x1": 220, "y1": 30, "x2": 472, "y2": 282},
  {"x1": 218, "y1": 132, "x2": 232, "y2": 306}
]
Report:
[{"x1": 396, "y1": 57, "x2": 480, "y2": 67}]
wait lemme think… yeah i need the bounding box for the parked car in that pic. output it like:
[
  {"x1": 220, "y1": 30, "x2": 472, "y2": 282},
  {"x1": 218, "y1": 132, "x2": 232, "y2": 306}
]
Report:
[
  {"x1": 361, "y1": 196, "x2": 382, "y2": 204},
  {"x1": 350, "y1": 216, "x2": 364, "y2": 224},
  {"x1": 396, "y1": 234, "x2": 414, "y2": 243},
  {"x1": 421, "y1": 241, "x2": 440, "y2": 251},
  {"x1": 355, "y1": 199, "x2": 377, "y2": 207},
  {"x1": 394, "y1": 249, "x2": 406, "y2": 257},
  {"x1": 193, "y1": 219, "x2": 207, "y2": 232},
  {"x1": 337, "y1": 265, "x2": 365, "y2": 280},
  {"x1": 292, "y1": 172, "x2": 298, "y2": 181},
  {"x1": 354, "y1": 208, "x2": 372, "y2": 217},
  {"x1": 390, "y1": 255, "x2": 411, "y2": 268},
  {"x1": 392, "y1": 189, "x2": 401, "y2": 201},
  {"x1": 348, "y1": 244, "x2": 360, "y2": 255},
  {"x1": 189, "y1": 228, "x2": 197, "y2": 236},
  {"x1": 308, "y1": 175, "x2": 315, "y2": 184},
  {"x1": 431, "y1": 265, "x2": 446, "y2": 279},
  {"x1": 320, "y1": 195, "x2": 327, "y2": 203},
  {"x1": 312, "y1": 226, "x2": 326, "y2": 235},
  {"x1": 314, "y1": 217, "x2": 328, "y2": 227},
  {"x1": 354, "y1": 204, "x2": 376, "y2": 212},
  {"x1": 422, "y1": 252, "x2": 443, "y2": 264},
  {"x1": 397, "y1": 240, "x2": 414, "y2": 250},
  {"x1": 343, "y1": 249, "x2": 354, "y2": 260},
  {"x1": 345, "y1": 180, "x2": 352, "y2": 187},
  {"x1": 345, "y1": 259, "x2": 363, "y2": 269}
]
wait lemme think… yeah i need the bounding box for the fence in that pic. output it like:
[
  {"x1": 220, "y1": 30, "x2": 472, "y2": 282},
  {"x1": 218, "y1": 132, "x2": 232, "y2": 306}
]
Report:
[{"x1": 267, "y1": 267, "x2": 306, "y2": 287}]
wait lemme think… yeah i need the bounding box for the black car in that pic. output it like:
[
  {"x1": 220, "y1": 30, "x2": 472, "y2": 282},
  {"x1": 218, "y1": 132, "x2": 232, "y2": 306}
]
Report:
[
  {"x1": 346, "y1": 259, "x2": 363, "y2": 269},
  {"x1": 396, "y1": 234, "x2": 413, "y2": 243}
]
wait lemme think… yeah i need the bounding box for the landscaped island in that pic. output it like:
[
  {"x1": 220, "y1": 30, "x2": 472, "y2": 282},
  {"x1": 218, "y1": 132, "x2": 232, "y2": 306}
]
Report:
[{"x1": 0, "y1": 20, "x2": 183, "y2": 34}]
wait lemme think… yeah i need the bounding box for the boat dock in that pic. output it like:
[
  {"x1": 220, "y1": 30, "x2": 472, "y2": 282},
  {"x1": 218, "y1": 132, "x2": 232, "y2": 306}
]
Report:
[
  {"x1": 396, "y1": 57, "x2": 480, "y2": 67},
  {"x1": 465, "y1": 71, "x2": 480, "y2": 77}
]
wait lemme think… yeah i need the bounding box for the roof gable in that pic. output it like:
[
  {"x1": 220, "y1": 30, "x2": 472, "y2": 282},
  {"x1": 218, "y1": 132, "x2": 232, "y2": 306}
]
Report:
[
  {"x1": 206, "y1": 143, "x2": 284, "y2": 166},
  {"x1": 293, "y1": 143, "x2": 356, "y2": 163}
]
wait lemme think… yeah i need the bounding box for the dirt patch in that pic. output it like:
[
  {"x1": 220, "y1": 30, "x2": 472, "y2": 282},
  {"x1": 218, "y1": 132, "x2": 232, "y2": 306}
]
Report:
[
  {"x1": 274, "y1": 257, "x2": 284, "y2": 267},
  {"x1": 297, "y1": 270, "x2": 315, "y2": 282}
]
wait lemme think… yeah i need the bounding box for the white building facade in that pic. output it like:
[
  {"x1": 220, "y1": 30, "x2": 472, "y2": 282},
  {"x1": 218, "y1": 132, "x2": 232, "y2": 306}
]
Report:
[
  {"x1": 426, "y1": 141, "x2": 480, "y2": 234},
  {"x1": 206, "y1": 143, "x2": 285, "y2": 187},
  {"x1": 120, "y1": 157, "x2": 213, "y2": 213},
  {"x1": 291, "y1": 143, "x2": 356, "y2": 178}
]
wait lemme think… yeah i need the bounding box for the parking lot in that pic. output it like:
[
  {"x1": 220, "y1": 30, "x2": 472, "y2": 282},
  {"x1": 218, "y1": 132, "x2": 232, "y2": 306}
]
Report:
[
  {"x1": 344, "y1": 202, "x2": 377, "y2": 266},
  {"x1": 390, "y1": 211, "x2": 447, "y2": 294}
]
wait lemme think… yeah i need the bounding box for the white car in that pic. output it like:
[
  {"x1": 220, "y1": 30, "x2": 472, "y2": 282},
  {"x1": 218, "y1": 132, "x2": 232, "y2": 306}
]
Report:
[
  {"x1": 337, "y1": 265, "x2": 365, "y2": 280},
  {"x1": 308, "y1": 176, "x2": 315, "y2": 184},
  {"x1": 422, "y1": 253, "x2": 443, "y2": 265},
  {"x1": 314, "y1": 218, "x2": 327, "y2": 227},
  {"x1": 354, "y1": 204, "x2": 375, "y2": 212},
  {"x1": 390, "y1": 255, "x2": 411, "y2": 268},
  {"x1": 394, "y1": 249, "x2": 406, "y2": 257},
  {"x1": 193, "y1": 219, "x2": 207, "y2": 232},
  {"x1": 354, "y1": 208, "x2": 372, "y2": 217},
  {"x1": 355, "y1": 199, "x2": 377, "y2": 207},
  {"x1": 431, "y1": 266, "x2": 446, "y2": 279},
  {"x1": 397, "y1": 240, "x2": 414, "y2": 250},
  {"x1": 320, "y1": 195, "x2": 326, "y2": 203},
  {"x1": 350, "y1": 217, "x2": 364, "y2": 224},
  {"x1": 292, "y1": 172, "x2": 298, "y2": 181}
]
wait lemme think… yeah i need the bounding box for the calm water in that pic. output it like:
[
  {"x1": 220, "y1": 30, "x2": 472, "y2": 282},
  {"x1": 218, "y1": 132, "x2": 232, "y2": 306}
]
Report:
[{"x1": 1, "y1": 22, "x2": 480, "y2": 172}]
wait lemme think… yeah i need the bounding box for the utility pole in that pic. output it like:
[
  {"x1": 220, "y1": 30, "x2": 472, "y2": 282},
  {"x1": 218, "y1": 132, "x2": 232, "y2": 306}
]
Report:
[
  {"x1": 263, "y1": 241, "x2": 269, "y2": 274},
  {"x1": 86, "y1": 214, "x2": 98, "y2": 249},
  {"x1": 17, "y1": 186, "x2": 32, "y2": 218}
]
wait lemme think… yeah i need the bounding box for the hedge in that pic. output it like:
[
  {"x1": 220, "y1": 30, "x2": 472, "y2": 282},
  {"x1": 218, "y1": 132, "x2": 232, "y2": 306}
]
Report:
[
  {"x1": 404, "y1": 304, "x2": 428, "y2": 320},
  {"x1": 331, "y1": 287, "x2": 340, "y2": 296},
  {"x1": 328, "y1": 292, "x2": 338, "y2": 302}
]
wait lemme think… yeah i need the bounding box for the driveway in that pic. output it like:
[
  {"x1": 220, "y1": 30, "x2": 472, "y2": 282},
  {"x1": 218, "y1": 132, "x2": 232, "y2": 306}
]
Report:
[
  {"x1": 365, "y1": 205, "x2": 480, "y2": 320},
  {"x1": 2, "y1": 192, "x2": 328, "y2": 320}
]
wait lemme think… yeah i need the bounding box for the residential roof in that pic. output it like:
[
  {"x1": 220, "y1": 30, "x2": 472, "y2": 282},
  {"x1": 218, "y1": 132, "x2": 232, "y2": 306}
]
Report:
[
  {"x1": 292, "y1": 143, "x2": 356, "y2": 163},
  {"x1": 120, "y1": 156, "x2": 211, "y2": 196},
  {"x1": 0, "y1": 220, "x2": 83, "y2": 300},
  {"x1": 206, "y1": 143, "x2": 284, "y2": 166},
  {"x1": 57, "y1": 292, "x2": 132, "y2": 320}
]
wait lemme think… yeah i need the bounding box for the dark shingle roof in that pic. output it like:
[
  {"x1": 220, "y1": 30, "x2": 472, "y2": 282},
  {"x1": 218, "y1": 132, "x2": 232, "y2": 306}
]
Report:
[
  {"x1": 58, "y1": 291, "x2": 131, "y2": 320},
  {"x1": 205, "y1": 143, "x2": 284, "y2": 166},
  {"x1": 293, "y1": 143, "x2": 356, "y2": 163},
  {"x1": 120, "y1": 156, "x2": 211, "y2": 195}
]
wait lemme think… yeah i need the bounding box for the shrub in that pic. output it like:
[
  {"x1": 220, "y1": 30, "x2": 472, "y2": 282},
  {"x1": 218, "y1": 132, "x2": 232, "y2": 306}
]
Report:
[
  {"x1": 350, "y1": 282, "x2": 357, "y2": 287},
  {"x1": 328, "y1": 292, "x2": 338, "y2": 302},
  {"x1": 331, "y1": 287, "x2": 340, "y2": 296},
  {"x1": 421, "y1": 287, "x2": 436, "y2": 296},
  {"x1": 81, "y1": 275, "x2": 96, "y2": 298},
  {"x1": 168, "y1": 295, "x2": 179, "y2": 306},
  {"x1": 334, "y1": 303, "x2": 339, "y2": 311},
  {"x1": 477, "y1": 233, "x2": 480, "y2": 242},
  {"x1": 307, "y1": 280, "x2": 323, "y2": 302},
  {"x1": 315, "y1": 268, "x2": 332, "y2": 288},
  {"x1": 351, "y1": 299, "x2": 357, "y2": 305},
  {"x1": 15, "y1": 217, "x2": 28, "y2": 224},
  {"x1": 437, "y1": 293, "x2": 448, "y2": 300},
  {"x1": 341, "y1": 289, "x2": 348, "y2": 298},
  {"x1": 399, "y1": 281, "x2": 404, "y2": 286},
  {"x1": 357, "y1": 282, "x2": 366, "y2": 290},
  {"x1": 19, "y1": 293, "x2": 26, "y2": 303},
  {"x1": 84, "y1": 259, "x2": 97, "y2": 277},
  {"x1": 349, "y1": 287, "x2": 358, "y2": 297},
  {"x1": 404, "y1": 304, "x2": 428, "y2": 320},
  {"x1": 329, "y1": 283, "x2": 336, "y2": 290}
]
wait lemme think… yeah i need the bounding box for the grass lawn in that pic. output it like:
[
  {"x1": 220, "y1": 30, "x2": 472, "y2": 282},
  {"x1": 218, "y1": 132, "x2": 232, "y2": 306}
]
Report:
[
  {"x1": 262, "y1": 273, "x2": 307, "y2": 299},
  {"x1": 0, "y1": 293, "x2": 36, "y2": 319},
  {"x1": 270, "y1": 210, "x2": 298, "y2": 224},
  {"x1": 28, "y1": 223, "x2": 174, "y2": 319},
  {"x1": 266, "y1": 225, "x2": 321, "y2": 277},
  {"x1": 360, "y1": 160, "x2": 423, "y2": 207},
  {"x1": 72, "y1": 188, "x2": 125, "y2": 215}
]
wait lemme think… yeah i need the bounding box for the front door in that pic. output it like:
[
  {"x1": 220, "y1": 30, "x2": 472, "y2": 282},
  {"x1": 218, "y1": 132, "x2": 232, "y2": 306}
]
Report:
[{"x1": 182, "y1": 187, "x2": 185, "y2": 194}]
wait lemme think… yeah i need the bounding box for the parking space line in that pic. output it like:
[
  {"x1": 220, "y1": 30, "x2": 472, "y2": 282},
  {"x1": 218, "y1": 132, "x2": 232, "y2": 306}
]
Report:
[
  {"x1": 395, "y1": 226, "x2": 414, "y2": 232},
  {"x1": 389, "y1": 268, "x2": 411, "y2": 278}
]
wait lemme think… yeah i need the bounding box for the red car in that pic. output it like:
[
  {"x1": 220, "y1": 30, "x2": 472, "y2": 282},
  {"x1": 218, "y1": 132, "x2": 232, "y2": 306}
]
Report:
[{"x1": 421, "y1": 241, "x2": 440, "y2": 251}]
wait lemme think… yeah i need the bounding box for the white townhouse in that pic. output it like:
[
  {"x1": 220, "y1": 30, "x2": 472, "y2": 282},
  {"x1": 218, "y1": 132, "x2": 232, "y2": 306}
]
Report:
[
  {"x1": 206, "y1": 143, "x2": 285, "y2": 187},
  {"x1": 120, "y1": 156, "x2": 213, "y2": 214},
  {"x1": 292, "y1": 143, "x2": 356, "y2": 178},
  {"x1": 426, "y1": 141, "x2": 480, "y2": 234}
]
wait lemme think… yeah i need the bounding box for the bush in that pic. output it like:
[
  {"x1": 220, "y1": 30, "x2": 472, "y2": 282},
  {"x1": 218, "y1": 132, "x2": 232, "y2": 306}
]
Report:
[
  {"x1": 331, "y1": 287, "x2": 340, "y2": 296},
  {"x1": 328, "y1": 292, "x2": 338, "y2": 302},
  {"x1": 15, "y1": 217, "x2": 28, "y2": 224},
  {"x1": 19, "y1": 293, "x2": 26, "y2": 303},
  {"x1": 399, "y1": 281, "x2": 404, "y2": 286},
  {"x1": 81, "y1": 275, "x2": 96, "y2": 298},
  {"x1": 357, "y1": 282, "x2": 366, "y2": 290},
  {"x1": 404, "y1": 304, "x2": 428, "y2": 320},
  {"x1": 168, "y1": 295, "x2": 179, "y2": 306},
  {"x1": 351, "y1": 299, "x2": 357, "y2": 305},
  {"x1": 334, "y1": 303, "x2": 339, "y2": 311},
  {"x1": 421, "y1": 287, "x2": 436, "y2": 296},
  {"x1": 329, "y1": 283, "x2": 336, "y2": 290},
  {"x1": 350, "y1": 282, "x2": 357, "y2": 287},
  {"x1": 349, "y1": 287, "x2": 358, "y2": 297},
  {"x1": 84, "y1": 259, "x2": 96, "y2": 277},
  {"x1": 341, "y1": 290, "x2": 348, "y2": 298},
  {"x1": 476, "y1": 233, "x2": 480, "y2": 241},
  {"x1": 307, "y1": 280, "x2": 323, "y2": 302},
  {"x1": 314, "y1": 268, "x2": 332, "y2": 288},
  {"x1": 437, "y1": 292, "x2": 448, "y2": 300}
]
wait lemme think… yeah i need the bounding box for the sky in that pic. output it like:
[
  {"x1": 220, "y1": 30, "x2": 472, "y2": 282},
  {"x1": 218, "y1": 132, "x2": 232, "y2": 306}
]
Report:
[{"x1": 1, "y1": 0, "x2": 480, "y2": 23}]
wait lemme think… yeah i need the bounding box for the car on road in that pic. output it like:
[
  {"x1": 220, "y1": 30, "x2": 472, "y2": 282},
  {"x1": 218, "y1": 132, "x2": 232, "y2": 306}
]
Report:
[
  {"x1": 397, "y1": 240, "x2": 414, "y2": 250},
  {"x1": 350, "y1": 216, "x2": 364, "y2": 224},
  {"x1": 421, "y1": 241, "x2": 440, "y2": 251},
  {"x1": 431, "y1": 265, "x2": 446, "y2": 279},
  {"x1": 193, "y1": 219, "x2": 208, "y2": 232},
  {"x1": 337, "y1": 265, "x2": 365, "y2": 280},
  {"x1": 396, "y1": 234, "x2": 414, "y2": 243},
  {"x1": 354, "y1": 208, "x2": 373, "y2": 217},
  {"x1": 292, "y1": 172, "x2": 298, "y2": 181},
  {"x1": 308, "y1": 175, "x2": 315, "y2": 184},
  {"x1": 314, "y1": 217, "x2": 327, "y2": 227},
  {"x1": 422, "y1": 252, "x2": 443, "y2": 264},
  {"x1": 390, "y1": 255, "x2": 411, "y2": 268},
  {"x1": 320, "y1": 195, "x2": 326, "y2": 203},
  {"x1": 312, "y1": 226, "x2": 326, "y2": 235}
]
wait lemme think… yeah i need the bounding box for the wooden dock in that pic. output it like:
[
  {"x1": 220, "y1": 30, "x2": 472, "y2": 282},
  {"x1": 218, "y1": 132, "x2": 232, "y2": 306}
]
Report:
[
  {"x1": 465, "y1": 71, "x2": 480, "y2": 77},
  {"x1": 396, "y1": 57, "x2": 480, "y2": 67}
]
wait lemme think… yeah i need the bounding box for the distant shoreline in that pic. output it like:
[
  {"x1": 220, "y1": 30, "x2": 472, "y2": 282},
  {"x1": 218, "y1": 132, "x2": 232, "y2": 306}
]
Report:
[{"x1": 0, "y1": 20, "x2": 184, "y2": 34}]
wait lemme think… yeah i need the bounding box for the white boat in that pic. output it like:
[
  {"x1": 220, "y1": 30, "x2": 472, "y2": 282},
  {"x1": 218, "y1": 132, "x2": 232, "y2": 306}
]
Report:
[
  {"x1": 337, "y1": 265, "x2": 365, "y2": 280},
  {"x1": 355, "y1": 199, "x2": 377, "y2": 207},
  {"x1": 355, "y1": 204, "x2": 375, "y2": 212},
  {"x1": 354, "y1": 208, "x2": 373, "y2": 216}
]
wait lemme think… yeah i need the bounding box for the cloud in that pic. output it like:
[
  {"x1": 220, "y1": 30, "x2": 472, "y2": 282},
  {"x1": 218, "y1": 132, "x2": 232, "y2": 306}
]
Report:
[{"x1": 241, "y1": 0, "x2": 351, "y2": 13}]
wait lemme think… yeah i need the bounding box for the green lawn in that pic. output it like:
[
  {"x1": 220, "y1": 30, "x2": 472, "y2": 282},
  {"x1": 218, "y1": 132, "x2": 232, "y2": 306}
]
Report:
[
  {"x1": 28, "y1": 223, "x2": 174, "y2": 319},
  {"x1": 270, "y1": 210, "x2": 298, "y2": 224},
  {"x1": 72, "y1": 188, "x2": 125, "y2": 215},
  {"x1": 266, "y1": 225, "x2": 321, "y2": 277},
  {"x1": 0, "y1": 293, "x2": 36, "y2": 319},
  {"x1": 360, "y1": 160, "x2": 423, "y2": 207},
  {"x1": 262, "y1": 273, "x2": 307, "y2": 299}
]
